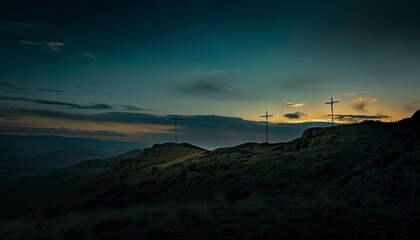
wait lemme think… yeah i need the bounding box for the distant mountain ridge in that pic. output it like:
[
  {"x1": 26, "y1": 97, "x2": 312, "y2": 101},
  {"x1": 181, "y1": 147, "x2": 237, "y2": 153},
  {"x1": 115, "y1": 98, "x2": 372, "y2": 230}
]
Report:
[
  {"x1": 0, "y1": 135, "x2": 142, "y2": 161},
  {"x1": 0, "y1": 149, "x2": 111, "y2": 170}
]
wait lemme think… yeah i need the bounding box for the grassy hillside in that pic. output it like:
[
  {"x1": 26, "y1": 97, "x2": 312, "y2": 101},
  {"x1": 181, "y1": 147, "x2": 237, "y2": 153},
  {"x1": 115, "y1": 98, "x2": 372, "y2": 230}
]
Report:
[{"x1": 0, "y1": 111, "x2": 419, "y2": 239}]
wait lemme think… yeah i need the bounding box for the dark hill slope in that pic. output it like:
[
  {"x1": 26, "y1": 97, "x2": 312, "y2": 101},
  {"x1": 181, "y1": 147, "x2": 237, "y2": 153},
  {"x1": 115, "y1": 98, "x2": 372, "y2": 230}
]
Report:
[
  {"x1": 79, "y1": 112, "x2": 419, "y2": 216},
  {"x1": 1, "y1": 111, "x2": 419, "y2": 239}
]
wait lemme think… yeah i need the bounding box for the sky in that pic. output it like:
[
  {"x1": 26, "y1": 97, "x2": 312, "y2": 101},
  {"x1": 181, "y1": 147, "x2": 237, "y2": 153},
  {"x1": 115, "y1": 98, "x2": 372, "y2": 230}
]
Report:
[{"x1": 0, "y1": 0, "x2": 419, "y2": 147}]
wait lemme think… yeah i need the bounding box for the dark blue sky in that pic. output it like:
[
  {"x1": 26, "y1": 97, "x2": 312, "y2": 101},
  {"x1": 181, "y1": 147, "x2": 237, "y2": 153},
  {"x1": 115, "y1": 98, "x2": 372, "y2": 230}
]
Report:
[{"x1": 0, "y1": 0, "x2": 419, "y2": 146}]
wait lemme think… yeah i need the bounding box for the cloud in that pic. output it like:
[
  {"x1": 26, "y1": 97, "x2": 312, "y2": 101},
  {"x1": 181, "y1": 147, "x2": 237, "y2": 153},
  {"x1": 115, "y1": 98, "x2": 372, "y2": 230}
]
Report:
[
  {"x1": 0, "y1": 107, "x2": 167, "y2": 125},
  {"x1": 118, "y1": 105, "x2": 158, "y2": 112},
  {"x1": 173, "y1": 70, "x2": 263, "y2": 101},
  {"x1": 333, "y1": 114, "x2": 389, "y2": 122},
  {"x1": 177, "y1": 78, "x2": 232, "y2": 96},
  {"x1": 83, "y1": 53, "x2": 95, "y2": 59},
  {"x1": 175, "y1": 70, "x2": 267, "y2": 101},
  {"x1": 0, "y1": 82, "x2": 25, "y2": 91},
  {"x1": 343, "y1": 92, "x2": 358, "y2": 96},
  {"x1": 91, "y1": 83, "x2": 103, "y2": 88},
  {"x1": 36, "y1": 88, "x2": 68, "y2": 93},
  {"x1": 283, "y1": 102, "x2": 305, "y2": 107},
  {"x1": 120, "y1": 105, "x2": 143, "y2": 111},
  {"x1": 0, "y1": 82, "x2": 69, "y2": 94},
  {"x1": 19, "y1": 40, "x2": 65, "y2": 51},
  {"x1": 278, "y1": 73, "x2": 330, "y2": 91},
  {"x1": 0, "y1": 96, "x2": 113, "y2": 110},
  {"x1": 283, "y1": 112, "x2": 307, "y2": 119},
  {"x1": 351, "y1": 97, "x2": 379, "y2": 112},
  {"x1": 0, "y1": 96, "x2": 155, "y2": 113},
  {"x1": 0, "y1": 19, "x2": 37, "y2": 35},
  {"x1": 0, "y1": 106, "x2": 333, "y2": 147},
  {"x1": 0, "y1": 125, "x2": 126, "y2": 137}
]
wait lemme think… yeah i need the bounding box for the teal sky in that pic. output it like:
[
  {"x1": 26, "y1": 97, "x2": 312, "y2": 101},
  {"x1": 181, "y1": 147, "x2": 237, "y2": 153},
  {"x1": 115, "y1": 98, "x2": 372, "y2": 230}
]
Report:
[{"x1": 0, "y1": 0, "x2": 419, "y2": 147}]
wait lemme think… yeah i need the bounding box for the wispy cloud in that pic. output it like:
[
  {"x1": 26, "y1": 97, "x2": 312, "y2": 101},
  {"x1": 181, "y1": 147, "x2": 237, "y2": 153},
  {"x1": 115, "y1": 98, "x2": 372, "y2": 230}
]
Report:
[
  {"x1": 343, "y1": 92, "x2": 358, "y2": 96},
  {"x1": 118, "y1": 105, "x2": 158, "y2": 112},
  {"x1": 83, "y1": 53, "x2": 95, "y2": 59},
  {"x1": 351, "y1": 97, "x2": 379, "y2": 112},
  {"x1": 0, "y1": 19, "x2": 37, "y2": 35},
  {"x1": 0, "y1": 82, "x2": 25, "y2": 91},
  {"x1": 283, "y1": 102, "x2": 305, "y2": 107},
  {"x1": 0, "y1": 96, "x2": 113, "y2": 110},
  {"x1": 0, "y1": 82, "x2": 69, "y2": 94},
  {"x1": 284, "y1": 112, "x2": 306, "y2": 119},
  {"x1": 333, "y1": 114, "x2": 389, "y2": 122},
  {"x1": 19, "y1": 40, "x2": 65, "y2": 51},
  {"x1": 0, "y1": 96, "x2": 152, "y2": 112}
]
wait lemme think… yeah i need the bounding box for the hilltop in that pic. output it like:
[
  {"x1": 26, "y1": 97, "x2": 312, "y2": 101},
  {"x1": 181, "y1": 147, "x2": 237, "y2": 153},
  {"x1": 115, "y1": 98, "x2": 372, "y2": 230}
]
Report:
[{"x1": 0, "y1": 110, "x2": 419, "y2": 239}]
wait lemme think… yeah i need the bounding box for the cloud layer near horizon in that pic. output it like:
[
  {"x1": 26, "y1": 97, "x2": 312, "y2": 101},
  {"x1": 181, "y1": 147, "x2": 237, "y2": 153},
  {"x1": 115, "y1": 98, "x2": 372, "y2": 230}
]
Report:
[{"x1": 0, "y1": 106, "x2": 332, "y2": 148}]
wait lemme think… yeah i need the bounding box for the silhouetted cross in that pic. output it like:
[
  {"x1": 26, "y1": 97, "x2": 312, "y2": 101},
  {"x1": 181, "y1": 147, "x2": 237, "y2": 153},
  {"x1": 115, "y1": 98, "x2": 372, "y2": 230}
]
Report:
[
  {"x1": 260, "y1": 110, "x2": 274, "y2": 144},
  {"x1": 325, "y1": 97, "x2": 339, "y2": 127},
  {"x1": 170, "y1": 115, "x2": 182, "y2": 143}
]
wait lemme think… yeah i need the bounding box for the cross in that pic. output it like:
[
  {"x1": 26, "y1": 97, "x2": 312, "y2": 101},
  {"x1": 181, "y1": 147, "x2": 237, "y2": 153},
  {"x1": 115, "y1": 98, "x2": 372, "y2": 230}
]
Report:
[
  {"x1": 260, "y1": 110, "x2": 273, "y2": 144},
  {"x1": 170, "y1": 115, "x2": 182, "y2": 143},
  {"x1": 325, "y1": 97, "x2": 339, "y2": 127}
]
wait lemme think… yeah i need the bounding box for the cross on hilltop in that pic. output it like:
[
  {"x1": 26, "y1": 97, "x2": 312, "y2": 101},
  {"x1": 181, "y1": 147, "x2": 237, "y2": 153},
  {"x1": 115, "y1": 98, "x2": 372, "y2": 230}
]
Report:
[
  {"x1": 325, "y1": 97, "x2": 339, "y2": 127},
  {"x1": 260, "y1": 110, "x2": 274, "y2": 144}
]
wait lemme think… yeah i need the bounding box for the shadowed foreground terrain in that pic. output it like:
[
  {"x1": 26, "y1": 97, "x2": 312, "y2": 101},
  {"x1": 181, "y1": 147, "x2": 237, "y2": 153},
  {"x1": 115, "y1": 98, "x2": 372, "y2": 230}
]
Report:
[{"x1": 0, "y1": 111, "x2": 419, "y2": 239}]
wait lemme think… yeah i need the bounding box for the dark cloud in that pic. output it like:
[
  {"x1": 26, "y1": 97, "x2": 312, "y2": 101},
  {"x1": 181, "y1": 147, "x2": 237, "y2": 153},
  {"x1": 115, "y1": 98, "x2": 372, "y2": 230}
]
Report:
[
  {"x1": 36, "y1": 88, "x2": 68, "y2": 93},
  {"x1": 0, "y1": 96, "x2": 113, "y2": 110},
  {"x1": 91, "y1": 83, "x2": 103, "y2": 88},
  {"x1": 118, "y1": 105, "x2": 158, "y2": 112},
  {"x1": 175, "y1": 70, "x2": 265, "y2": 101},
  {"x1": 0, "y1": 83, "x2": 68, "y2": 94},
  {"x1": 1, "y1": 107, "x2": 168, "y2": 125},
  {"x1": 0, "y1": 125, "x2": 126, "y2": 137},
  {"x1": 1, "y1": 96, "x2": 155, "y2": 112},
  {"x1": 278, "y1": 73, "x2": 330, "y2": 92},
  {"x1": 351, "y1": 97, "x2": 379, "y2": 112},
  {"x1": 284, "y1": 112, "x2": 307, "y2": 119},
  {"x1": 177, "y1": 77, "x2": 233, "y2": 96},
  {"x1": 333, "y1": 114, "x2": 389, "y2": 122},
  {"x1": 0, "y1": 82, "x2": 25, "y2": 91}
]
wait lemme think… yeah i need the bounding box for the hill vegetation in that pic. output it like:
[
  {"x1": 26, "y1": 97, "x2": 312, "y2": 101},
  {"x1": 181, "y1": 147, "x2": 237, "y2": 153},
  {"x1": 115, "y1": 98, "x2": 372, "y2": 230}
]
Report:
[{"x1": 0, "y1": 110, "x2": 419, "y2": 239}]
